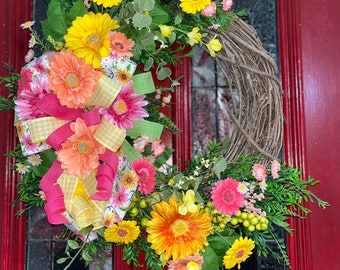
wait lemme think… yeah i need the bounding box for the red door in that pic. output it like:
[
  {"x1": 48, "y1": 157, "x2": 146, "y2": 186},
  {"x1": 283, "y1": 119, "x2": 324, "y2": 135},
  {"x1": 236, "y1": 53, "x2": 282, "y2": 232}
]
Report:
[{"x1": 278, "y1": 0, "x2": 340, "y2": 269}]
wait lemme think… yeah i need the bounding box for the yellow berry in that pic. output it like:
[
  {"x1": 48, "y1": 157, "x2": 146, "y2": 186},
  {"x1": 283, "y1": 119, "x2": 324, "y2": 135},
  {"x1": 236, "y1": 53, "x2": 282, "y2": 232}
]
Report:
[
  {"x1": 250, "y1": 217, "x2": 259, "y2": 225},
  {"x1": 240, "y1": 212, "x2": 248, "y2": 220},
  {"x1": 129, "y1": 207, "x2": 139, "y2": 217},
  {"x1": 261, "y1": 223, "x2": 268, "y2": 231},
  {"x1": 248, "y1": 225, "x2": 255, "y2": 232},
  {"x1": 139, "y1": 199, "x2": 148, "y2": 209},
  {"x1": 230, "y1": 217, "x2": 239, "y2": 226},
  {"x1": 243, "y1": 220, "x2": 250, "y2": 227}
]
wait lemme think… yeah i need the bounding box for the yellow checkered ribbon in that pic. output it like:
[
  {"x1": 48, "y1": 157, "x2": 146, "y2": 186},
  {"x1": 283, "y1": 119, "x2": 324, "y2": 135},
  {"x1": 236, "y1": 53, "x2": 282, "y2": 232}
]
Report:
[
  {"x1": 87, "y1": 75, "x2": 124, "y2": 108},
  {"x1": 58, "y1": 170, "x2": 107, "y2": 229},
  {"x1": 94, "y1": 117, "x2": 126, "y2": 152},
  {"x1": 28, "y1": 116, "x2": 69, "y2": 143}
]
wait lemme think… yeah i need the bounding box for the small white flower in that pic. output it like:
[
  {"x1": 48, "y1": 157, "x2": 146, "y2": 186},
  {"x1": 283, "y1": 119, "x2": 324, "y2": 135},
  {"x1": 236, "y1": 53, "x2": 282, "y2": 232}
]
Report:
[
  {"x1": 259, "y1": 181, "x2": 267, "y2": 192},
  {"x1": 20, "y1": 21, "x2": 35, "y2": 29},
  {"x1": 237, "y1": 182, "x2": 249, "y2": 194},
  {"x1": 27, "y1": 154, "x2": 42, "y2": 166},
  {"x1": 28, "y1": 35, "x2": 36, "y2": 48},
  {"x1": 15, "y1": 163, "x2": 29, "y2": 174}
]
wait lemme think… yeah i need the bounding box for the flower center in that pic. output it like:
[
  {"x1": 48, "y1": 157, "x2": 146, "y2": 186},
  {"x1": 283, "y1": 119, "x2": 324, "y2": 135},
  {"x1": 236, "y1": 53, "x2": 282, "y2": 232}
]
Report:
[
  {"x1": 236, "y1": 249, "x2": 245, "y2": 259},
  {"x1": 77, "y1": 140, "x2": 90, "y2": 154},
  {"x1": 118, "y1": 229, "x2": 127, "y2": 238},
  {"x1": 224, "y1": 190, "x2": 235, "y2": 203},
  {"x1": 172, "y1": 219, "x2": 189, "y2": 238},
  {"x1": 139, "y1": 168, "x2": 149, "y2": 180},
  {"x1": 114, "y1": 42, "x2": 124, "y2": 50},
  {"x1": 65, "y1": 72, "x2": 80, "y2": 88},
  {"x1": 88, "y1": 33, "x2": 101, "y2": 49},
  {"x1": 113, "y1": 100, "x2": 128, "y2": 115}
]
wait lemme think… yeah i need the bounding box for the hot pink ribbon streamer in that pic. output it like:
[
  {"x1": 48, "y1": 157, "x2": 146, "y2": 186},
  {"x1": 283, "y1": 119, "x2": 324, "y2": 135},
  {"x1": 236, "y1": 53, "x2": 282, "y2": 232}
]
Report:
[
  {"x1": 40, "y1": 160, "x2": 69, "y2": 224},
  {"x1": 91, "y1": 150, "x2": 119, "y2": 201}
]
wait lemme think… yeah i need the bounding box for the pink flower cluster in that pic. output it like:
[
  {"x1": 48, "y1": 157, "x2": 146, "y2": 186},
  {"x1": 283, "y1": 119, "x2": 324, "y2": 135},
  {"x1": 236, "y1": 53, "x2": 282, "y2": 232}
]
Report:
[
  {"x1": 201, "y1": 0, "x2": 233, "y2": 17},
  {"x1": 133, "y1": 136, "x2": 166, "y2": 158}
]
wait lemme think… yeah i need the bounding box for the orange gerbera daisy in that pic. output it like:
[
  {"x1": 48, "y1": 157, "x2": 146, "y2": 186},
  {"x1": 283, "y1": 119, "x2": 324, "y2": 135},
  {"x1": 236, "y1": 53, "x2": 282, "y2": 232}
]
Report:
[
  {"x1": 56, "y1": 118, "x2": 106, "y2": 178},
  {"x1": 49, "y1": 50, "x2": 102, "y2": 109},
  {"x1": 146, "y1": 198, "x2": 213, "y2": 260},
  {"x1": 108, "y1": 32, "x2": 135, "y2": 58}
]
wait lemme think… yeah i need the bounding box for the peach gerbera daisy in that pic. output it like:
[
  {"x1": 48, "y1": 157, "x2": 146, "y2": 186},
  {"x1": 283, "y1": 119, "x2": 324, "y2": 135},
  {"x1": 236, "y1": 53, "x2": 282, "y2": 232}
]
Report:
[
  {"x1": 168, "y1": 254, "x2": 204, "y2": 270},
  {"x1": 49, "y1": 50, "x2": 102, "y2": 109},
  {"x1": 56, "y1": 118, "x2": 106, "y2": 178},
  {"x1": 108, "y1": 32, "x2": 135, "y2": 58},
  {"x1": 64, "y1": 12, "x2": 119, "y2": 68},
  {"x1": 211, "y1": 177, "x2": 245, "y2": 215},
  {"x1": 146, "y1": 198, "x2": 212, "y2": 260}
]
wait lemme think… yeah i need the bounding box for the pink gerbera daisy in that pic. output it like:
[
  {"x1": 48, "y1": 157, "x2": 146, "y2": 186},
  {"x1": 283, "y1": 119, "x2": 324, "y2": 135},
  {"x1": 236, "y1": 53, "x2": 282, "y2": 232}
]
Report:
[
  {"x1": 15, "y1": 76, "x2": 51, "y2": 120},
  {"x1": 99, "y1": 81, "x2": 148, "y2": 131},
  {"x1": 211, "y1": 177, "x2": 245, "y2": 215},
  {"x1": 131, "y1": 158, "x2": 156, "y2": 195},
  {"x1": 17, "y1": 68, "x2": 33, "y2": 96},
  {"x1": 22, "y1": 134, "x2": 39, "y2": 152},
  {"x1": 111, "y1": 187, "x2": 129, "y2": 207}
]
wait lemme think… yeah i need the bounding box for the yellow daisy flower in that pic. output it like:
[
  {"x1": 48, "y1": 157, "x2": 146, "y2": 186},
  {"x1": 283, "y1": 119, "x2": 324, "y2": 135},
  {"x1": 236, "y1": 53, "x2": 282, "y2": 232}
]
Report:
[
  {"x1": 104, "y1": 220, "x2": 140, "y2": 244},
  {"x1": 64, "y1": 12, "x2": 119, "y2": 68},
  {"x1": 179, "y1": 0, "x2": 211, "y2": 14},
  {"x1": 206, "y1": 37, "x2": 222, "y2": 57},
  {"x1": 121, "y1": 170, "x2": 138, "y2": 189},
  {"x1": 187, "y1": 27, "x2": 202, "y2": 46},
  {"x1": 116, "y1": 68, "x2": 132, "y2": 84},
  {"x1": 92, "y1": 0, "x2": 123, "y2": 8},
  {"x1": 146, "y1": 197, "x2": 212, "y2": 260},
  {"x1": 223, "y1": 236, "x2": 255, "y2": 269}
]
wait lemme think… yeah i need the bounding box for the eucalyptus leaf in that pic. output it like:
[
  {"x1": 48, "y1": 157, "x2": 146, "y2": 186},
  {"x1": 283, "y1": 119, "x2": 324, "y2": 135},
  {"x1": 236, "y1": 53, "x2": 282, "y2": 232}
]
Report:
[
  {"x1": 156, "y1": 66, "x2": 172, "y2": 81},
  {"x1": 134, "y1": 0, "x2": 155, "y2": 12},
  {"x1": 133, "y1": 13, "x2": 152, "y2": 29},
  {"x1": 64, "y1": 0, "x2": 88, "y2": 28},
  {"x1": 82, "y1": 250, "x2": 93, "y2": 262},
  {"x1": 149, "y1": 2, "x2": 171, "y2": 25},
  {"x1": 144, "y1": 57, "x2": 154, "y2": 71}
]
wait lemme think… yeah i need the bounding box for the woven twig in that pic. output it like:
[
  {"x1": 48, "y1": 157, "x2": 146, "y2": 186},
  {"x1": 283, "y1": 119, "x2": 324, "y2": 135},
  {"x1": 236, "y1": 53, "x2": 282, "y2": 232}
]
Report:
[{"x1": 204, "y1": 17, "x2": 283, "y2": 162}]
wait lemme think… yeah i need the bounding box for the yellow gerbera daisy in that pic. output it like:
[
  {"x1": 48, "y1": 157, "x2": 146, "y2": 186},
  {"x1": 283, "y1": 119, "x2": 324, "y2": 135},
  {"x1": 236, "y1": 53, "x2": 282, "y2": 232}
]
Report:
[
  {"x1": 64, "y1": 12, "x2": 119, "y2": 68},
  {"x1": 179, "y1": 0, "x2": 211, "y2": 14},
  {"x1": 121, "y1": 170, "x2": 138, "y2": 189},
  {"x1": 223, "y1": 236, "x2": 255, "y2": 269},
  {"x1": 104, "y1": 220, "x2": 140, "y2": 244},
  {"x1": 92, "y1": 0, "x2": 123, "y2": 8},
  {"x1": 146, "y1": 197, "x2": 213, "y2": 260}
]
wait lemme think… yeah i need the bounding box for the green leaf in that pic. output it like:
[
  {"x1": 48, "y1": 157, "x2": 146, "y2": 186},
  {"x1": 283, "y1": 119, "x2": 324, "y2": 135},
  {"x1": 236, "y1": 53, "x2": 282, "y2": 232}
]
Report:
[
  {"x1": 134, "y1": 0, "x2": 155, "y2": 12},
  {"x1": 201, "y1": 246, "x2": 221, "y2": 270},
  {"x1": 64, "y1": 0, "x2": 88, "y2": 28},
  {"x1": 132, "y1": 13, "x2": 152, "y2": 29},
  {"x1": 67, "y1": 239, "x2": 80, "y2": 250},
  {"x1": 41, "y1": 0, "x2": 68, "y2": 43},
  {"x1": 56, "y1": 257, "x2": 68, "y2": 264},
  {"x1": 82, "y1": 250, "x2": 93, "y2": 262},
  {"x1": 144, "y1": 57, "x2": 154, "y2": 71},
  {"x1": 212, "y1": 155, "x2": 227, "y2": 179},
  {"x1": 149, "y1": 2, "x2": 171, "y2": 25},
  {"x1": 156, "y1": 66, "x2": 172, "y2": 81}
]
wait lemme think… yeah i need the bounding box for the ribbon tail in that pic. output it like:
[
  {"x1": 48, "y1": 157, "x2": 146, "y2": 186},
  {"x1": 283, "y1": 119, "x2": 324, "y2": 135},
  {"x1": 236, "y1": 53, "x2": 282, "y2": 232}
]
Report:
[
  {"x1": 40, "y1": 160, "x2": 69, "y2": 225},
  {"x1": 90, "y1": 150, "x2": 118, "y2": 201}
]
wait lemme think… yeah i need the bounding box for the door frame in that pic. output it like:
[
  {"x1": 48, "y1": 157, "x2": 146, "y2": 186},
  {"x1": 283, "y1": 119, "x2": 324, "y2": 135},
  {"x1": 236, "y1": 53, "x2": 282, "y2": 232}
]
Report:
[{"x1": 277, "y1": 1, "x2": 312, "y2": 269}]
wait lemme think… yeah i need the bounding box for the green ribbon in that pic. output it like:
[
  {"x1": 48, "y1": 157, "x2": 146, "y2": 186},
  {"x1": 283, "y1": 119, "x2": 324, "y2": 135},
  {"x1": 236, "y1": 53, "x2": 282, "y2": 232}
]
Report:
[
  {"x1": 126, "y1": 119, "x2": 164, "y2": 140},
  {"x1": 132, "y1": 72, "x2": 155, "y2": 95},
  {"x1": 122, "y1": 140, "x2": 143, "y2": 163}
]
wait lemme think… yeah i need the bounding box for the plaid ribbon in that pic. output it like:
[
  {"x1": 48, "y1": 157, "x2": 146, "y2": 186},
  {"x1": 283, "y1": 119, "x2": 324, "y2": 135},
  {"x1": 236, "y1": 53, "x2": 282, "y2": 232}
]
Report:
[
  {"x1": 28, "y1": 116, "x2": 69, "y2": 143},
  {"x1": 132, "y1": 72, "x2": 156, "y2": 95},
  {"x1": 87, "y1": 75, "x2": 123, "y2": 108},
  {"x1": 126, "y1": 119, "x2": 164, "y2": 140},
  {"x1": 94, "y1": 117, "x2": 126, "y2": 152}
]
